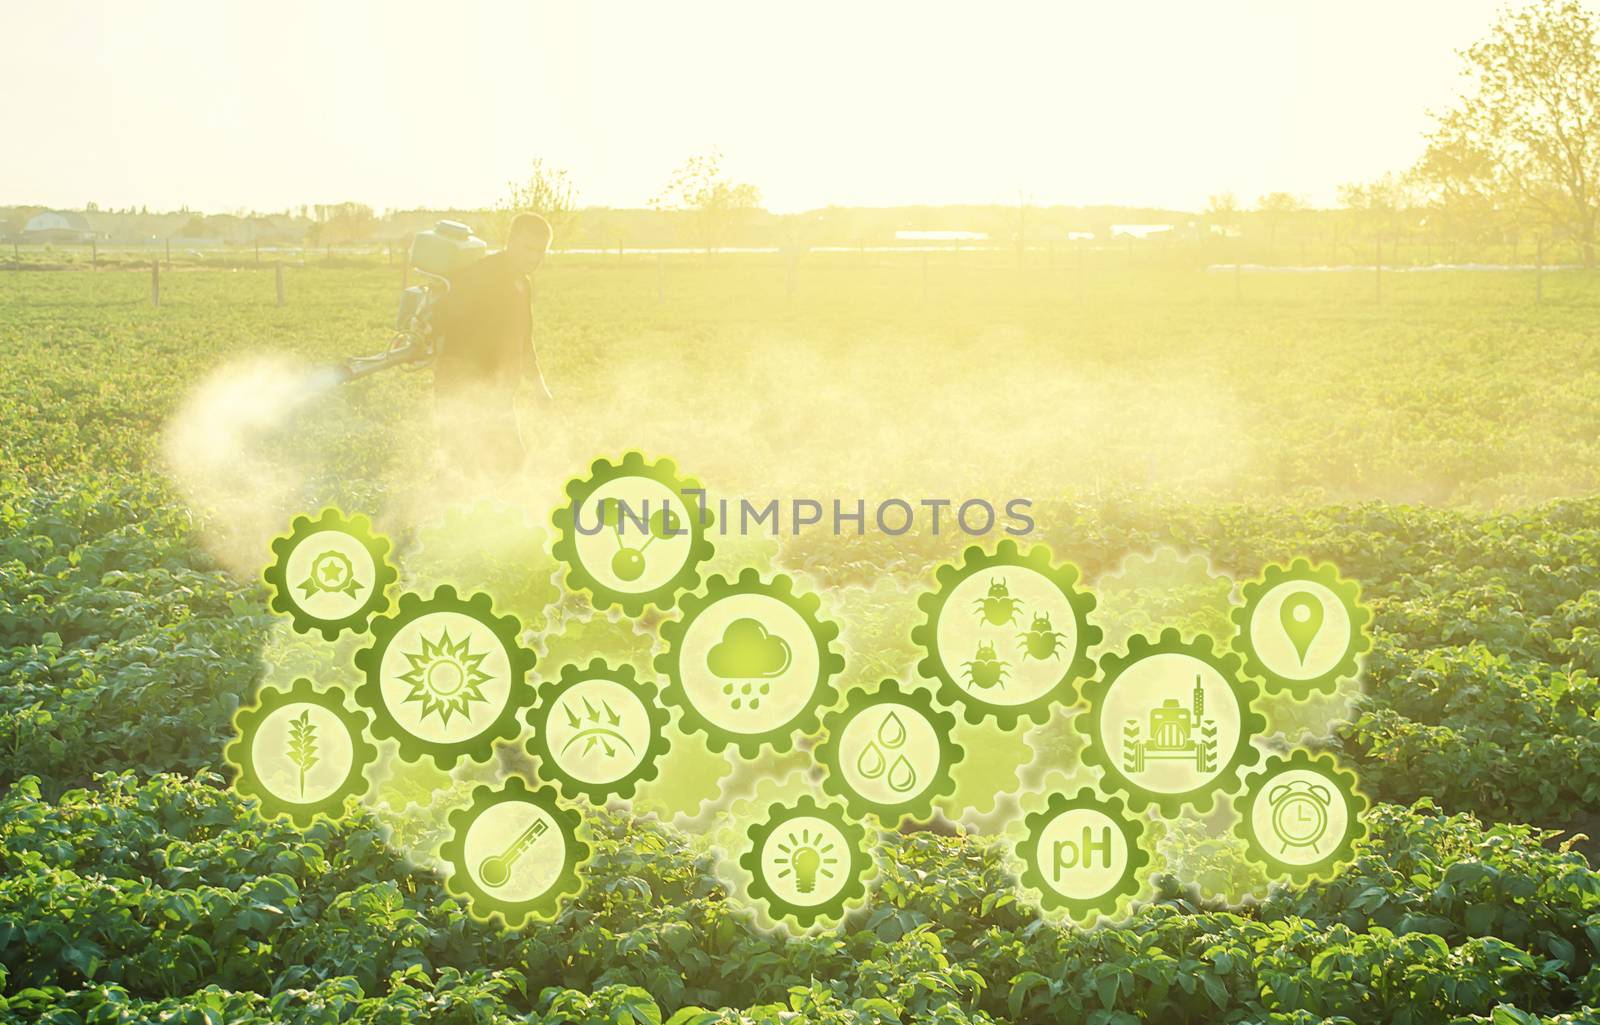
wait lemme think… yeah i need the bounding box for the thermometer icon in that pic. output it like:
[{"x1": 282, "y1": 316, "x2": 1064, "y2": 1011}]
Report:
[{"x1": 478, "y1": 817, "x2": 548, "y2": 888}]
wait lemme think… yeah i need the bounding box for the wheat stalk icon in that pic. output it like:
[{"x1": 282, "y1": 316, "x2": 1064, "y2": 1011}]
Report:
[{"x1": 287, "y1": 710, "x2": 319, "y2": 798}]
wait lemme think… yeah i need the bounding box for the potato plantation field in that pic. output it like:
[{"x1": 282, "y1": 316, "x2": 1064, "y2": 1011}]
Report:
[{"x1": 3, "y1": 255, "x2": 1600, "y2": 1024}]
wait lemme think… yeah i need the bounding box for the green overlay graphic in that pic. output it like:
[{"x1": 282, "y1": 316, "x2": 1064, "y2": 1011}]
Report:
[
  {"x1": 551, "y1": 452, "x2": 715, "y2": 615},
  {"x1": 245, "y1": 492, "x2": 1372, "y2": 932},
  {"x1": 440, "y1": 777, "x2": 590, "y2": 926},
  {"x1": 1232, "y1": 748, "x2": 1369, "y2": 882},
  {"x1": 264, "y1": 508, "x2": 397, "y2": 639},
  {"x1": 1017, "y1": 787, "x2": 1149, "y2": 920},
  {"x1": 1231, "y1": 559, "x2": 1372, "y2": 697},
  {"x1": 913, "y1": 540, "x2": 1100, "y2": 729},
  {"x1": 526, "y1": 658, "x2": 672, "y2": 803},
  {"x1": 739, "y1": 795, "x2": 873, "y2": 928},
  {"x1": 657, "y1": 568, "x2": 844, "y2": 757},
  {"x1": 354, "y1": 586, "x2": 536, "y2": 768},
  {"x1": 1078, "y1": 629, "x2": 1266, "y2": 815},
  {"x1": 225, "y1": 677, "x2": 377, "y2": 826},
  {"x1": 816, "y1": 678, "x2": 963, "y2": 825}
]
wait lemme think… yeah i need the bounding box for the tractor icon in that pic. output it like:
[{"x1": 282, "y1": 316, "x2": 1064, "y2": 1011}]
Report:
[{"x1": 1122, "y1": 675, "x2": 1218, "y2": 775}]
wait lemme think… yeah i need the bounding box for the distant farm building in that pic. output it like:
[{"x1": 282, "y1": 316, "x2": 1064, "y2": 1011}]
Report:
[
  {"x1": 1110, "y1": 223, "x2": 1175, "y2": 241},
  {"x1": 22, "y1": 210, "x2": 94, "y2": 243}
]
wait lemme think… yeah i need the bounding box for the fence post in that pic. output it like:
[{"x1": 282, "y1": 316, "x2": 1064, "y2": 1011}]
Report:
[
  {"x1": 91, "y1": 239, "x2": 98, "y2": 269},
  {"x1": 11, "y1": 241, "x2": 17, "y2": 261},
  {"x1": 656, "y1": 253, "x2": 664, "y2": 304},
  {"x1": 1374, "y1": 239, "x2": 1382, "y2": 304},
  {"x1": 150, "y1": 260, "x2": 160, "y2": 307},
  {"x1": 276, "y1": 261, "x2": 285, "y2": 306}
]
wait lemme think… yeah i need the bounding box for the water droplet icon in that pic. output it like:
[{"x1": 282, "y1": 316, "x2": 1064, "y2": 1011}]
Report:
[
  {"x1": 876, "y1": 711, "x2": 907, "y2": 749},
  {"x1": 856, "y1": 741, "x2": 886, "y2": 779},
  {"x1": 887, "y1": 754, "x2": 918, "y2": 793}
]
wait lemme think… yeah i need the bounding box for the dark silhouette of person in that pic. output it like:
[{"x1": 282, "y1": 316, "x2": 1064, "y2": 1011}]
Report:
[{"x1": 430, "y1": 213, "x2": 553, "y2": 483}]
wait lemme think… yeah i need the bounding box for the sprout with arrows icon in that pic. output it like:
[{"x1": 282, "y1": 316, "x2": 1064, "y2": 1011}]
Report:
[
  {"x1": 526, "y1": 660, "x2": 672, "y2": 803},
  {"x1": 558, "y1": 695, "x2": 636, "y2": 759}
]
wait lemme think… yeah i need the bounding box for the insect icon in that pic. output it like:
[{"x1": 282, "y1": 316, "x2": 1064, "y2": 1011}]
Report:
[
  {"x1": 1017, "y1": 611, "x2": 1068, "y2": 661},
  {"x1": 973, "y1": 577, "x2": 1026, "y2": 627},
  {"x1": 962, "y1": 640, "x2": 1010, "y2": 690}
]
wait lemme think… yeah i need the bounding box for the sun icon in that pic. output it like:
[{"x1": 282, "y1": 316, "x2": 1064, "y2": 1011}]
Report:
[
  {"x1": 772, "y1": 827, "x2": 838, "y2": 895},
  {"x1": 398, "y1": 628, "x2": 494, "y2": 725}
]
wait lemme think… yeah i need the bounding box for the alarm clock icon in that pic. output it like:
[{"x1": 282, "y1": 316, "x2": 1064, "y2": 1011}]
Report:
[{"x1": 1268, "y1": 780, "x2": 1331, "y2": 852}]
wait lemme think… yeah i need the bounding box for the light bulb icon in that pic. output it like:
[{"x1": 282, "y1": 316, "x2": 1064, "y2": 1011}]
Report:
[
  {"x1": 775, "y1": 827, "x2": 837, "y2": 896},
  {"x1": 792, "y1": 845, "x2": 822, "y2": 893}
]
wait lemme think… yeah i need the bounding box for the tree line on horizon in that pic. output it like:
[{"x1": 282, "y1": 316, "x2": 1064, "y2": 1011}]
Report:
[{"x1": 6, "y1": 0, "x2": 1596, "y2": 264}]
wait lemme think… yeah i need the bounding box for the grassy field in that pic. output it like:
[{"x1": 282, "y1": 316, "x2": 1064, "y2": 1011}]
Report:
[
  {"x1": 2, "y1": 258, "x2": 1600, "y2": 1023},
  {"x1": 10, "y1": 256, "x2": 1600, "y2": 502}
]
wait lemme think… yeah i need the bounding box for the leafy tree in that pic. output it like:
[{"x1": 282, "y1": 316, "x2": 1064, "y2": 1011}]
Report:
[
  {"x1": 653, "y1": 150, "x2": 761, "y2": 253},
  {"x1": 1414, "y1": 131, "x2": 1514, "y2": 255},
  {"x1": 492, "y1": 158, "x2": 580, "y2": 243},
  {"x1": 308, "y1": 202, "x2": 376, "y2": 246},
  {"x1": 1255, "y1": 192, "x2": 1304, "y2": 249},
  {"x1": 1338, "y1": 173, "x2": 1417, "y2": 256},
  {"x1": 1204, "y1": 192, "x2": 1240, "y2": 241},
  {"x1": 1418, "y1": 0, "x2": 1600, "y2": 266}
]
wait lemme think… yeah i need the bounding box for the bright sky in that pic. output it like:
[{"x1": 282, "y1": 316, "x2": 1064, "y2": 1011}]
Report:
[{"x1": 5, "y1": 0, "x2": 1511, "y2": 213}]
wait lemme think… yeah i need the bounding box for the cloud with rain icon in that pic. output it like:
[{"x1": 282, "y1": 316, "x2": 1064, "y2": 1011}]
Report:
[{"x1": 707, "y1": 618, "x2": 792, "y2": 711}]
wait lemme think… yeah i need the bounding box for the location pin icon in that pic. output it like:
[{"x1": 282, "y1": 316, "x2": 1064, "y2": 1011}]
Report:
[{"x1": 1279, "y1": 591, "x2": 1324, "y2": 665}]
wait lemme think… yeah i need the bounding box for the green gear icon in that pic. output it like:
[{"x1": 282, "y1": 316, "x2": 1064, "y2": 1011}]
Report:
[
  {"x1": 526, "y1": 658, "x2": 672, "y2": 803},
  {"x1": 440, "y1": 776, "x2": 589, "y2": 927},
  {"x1": 1016, "y1": 786, "x2": 1149, "y2": 920},
  {"x1": 1230, "y1": 558, "x2": 1372, "y2": 696},
  {"x1": 264, "y1": 507, "x2": 397, "y2": 639},
  {"x1": 912, "y1": 539, "x2": 1101, "y2": 729},
  {"x1": 551, "y1": 452, "x2": 715, "y2": 616},
  {"x1": 353, "y1": 585, "x2": 536, "y2": 769},
  {"x1": 816, "y1": 679, "x2": 962, "y2": 825},
  {"x1": 738, "y1": 794, "x2": 872, "y2": 928},
  {"x1": 224, "y1": 677, "x2": 377, "y2": 827},
  {"x1": 1232, "y1": 748, "x2": 1369, "y2": 883},
  {"x1": 1078, "y1": 628, "x2": 1266, "y2": 815},
  {"x1": 656, "y1": 568, "x2": 845, "y2": 757}
]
